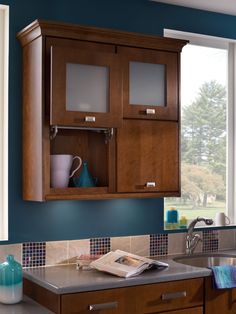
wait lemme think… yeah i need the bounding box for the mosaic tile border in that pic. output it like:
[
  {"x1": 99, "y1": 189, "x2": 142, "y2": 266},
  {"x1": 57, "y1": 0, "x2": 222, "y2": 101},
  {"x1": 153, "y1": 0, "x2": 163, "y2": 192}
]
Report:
[
  {"x1": 1, "y1": 229, "x2": 235, "y2": 268},
  {"x1": 202, "y1": 230, "x2": 219, "y2": 252},
  {"x1": 90, "y1": 237, "x2": 111, "y2": 256},
  {"x1": 22, "y1": 242, "x2": 46, "y2": 268},
  {"x1": 150, "y1": 234, "x2": 168, "y2": 256}
]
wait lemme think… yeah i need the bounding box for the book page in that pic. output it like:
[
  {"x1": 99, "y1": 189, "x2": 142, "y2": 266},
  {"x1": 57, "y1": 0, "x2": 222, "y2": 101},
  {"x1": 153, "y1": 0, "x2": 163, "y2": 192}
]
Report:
[{"x1": 90, "y1": 250, "x2": 168, "y2": 278}]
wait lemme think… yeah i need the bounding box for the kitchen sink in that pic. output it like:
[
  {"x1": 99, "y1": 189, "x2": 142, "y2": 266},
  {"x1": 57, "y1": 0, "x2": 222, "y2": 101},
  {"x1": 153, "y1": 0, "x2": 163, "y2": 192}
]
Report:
[{"x1": 174, "y1": 254, "x2": 236, "y2": 268}]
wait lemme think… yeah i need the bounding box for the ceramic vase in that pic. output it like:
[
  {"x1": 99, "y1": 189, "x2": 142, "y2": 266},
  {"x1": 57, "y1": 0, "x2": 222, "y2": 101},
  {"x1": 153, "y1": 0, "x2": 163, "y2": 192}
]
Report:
[{"x1": 0, "y1": 255, "x2": 23, "y2": 304}]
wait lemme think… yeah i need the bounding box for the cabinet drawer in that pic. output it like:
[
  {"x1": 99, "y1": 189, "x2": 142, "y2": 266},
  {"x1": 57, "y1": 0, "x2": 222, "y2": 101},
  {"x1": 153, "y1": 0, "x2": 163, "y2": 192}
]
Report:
[
  {"x1": 136, "y1": 278, "x2": 203, "y2": 313},
  {"x1": 160, "y1": 307, "x2": 203, "y2": 314},
  {"x1": 61, "y1": 287, "x2": 136, "y2": 314}
]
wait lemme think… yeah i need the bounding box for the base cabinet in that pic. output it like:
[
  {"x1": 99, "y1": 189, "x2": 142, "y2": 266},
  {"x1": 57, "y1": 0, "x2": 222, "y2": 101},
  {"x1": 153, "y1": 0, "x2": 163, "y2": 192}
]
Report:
[
  {"x1": 205, "y1": 277, "x2": 236, "y2": 314},
  {"x1": 24, "y1": 277, "x2": 203, "y2": 314}
]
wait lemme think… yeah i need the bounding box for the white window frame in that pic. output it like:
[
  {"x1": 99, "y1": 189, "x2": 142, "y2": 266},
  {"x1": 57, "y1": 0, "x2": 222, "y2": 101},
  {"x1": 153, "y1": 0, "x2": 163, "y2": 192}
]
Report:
[
  {"x1": 0, "y1": 4, "x2": 9, "y2": 240},
  {"x1": 164, "y1": 29, "x2": 236, "y2": 225}
]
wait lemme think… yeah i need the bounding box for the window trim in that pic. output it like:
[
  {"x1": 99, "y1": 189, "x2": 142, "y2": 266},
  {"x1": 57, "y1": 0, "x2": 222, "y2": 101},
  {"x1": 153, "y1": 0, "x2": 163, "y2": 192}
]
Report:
[
  {"x1": 164, "y1": 28, "x2": 236, "y2": 226},
  {"x1": 0, "y1": 4, "x2": 9, "y2": 240}
]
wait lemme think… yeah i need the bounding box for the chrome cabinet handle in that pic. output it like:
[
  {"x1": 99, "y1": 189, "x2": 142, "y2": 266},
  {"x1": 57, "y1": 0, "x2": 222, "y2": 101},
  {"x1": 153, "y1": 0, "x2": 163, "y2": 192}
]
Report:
[
  {"x1": 146, "y1": 182, "x2": 156, "y2": 187},
  {"x1": 89, "y1": 301, "x2": 118, "y2": 311},
  {"x1": 146, "y1": 108, "x2": 156, "y2": 114},
  {"x1": 85, "y1": 116, "x2": 96, "y2": 122},
  {"x1": 161, "y1": 291, "x2": 187, "y2": 301}
]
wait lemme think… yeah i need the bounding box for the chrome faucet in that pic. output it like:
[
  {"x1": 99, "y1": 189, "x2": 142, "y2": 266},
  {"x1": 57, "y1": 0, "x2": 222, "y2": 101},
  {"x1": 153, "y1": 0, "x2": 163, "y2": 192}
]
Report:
[{"x1": 186, "y1": 217, "x2": 214, "y2": 255}]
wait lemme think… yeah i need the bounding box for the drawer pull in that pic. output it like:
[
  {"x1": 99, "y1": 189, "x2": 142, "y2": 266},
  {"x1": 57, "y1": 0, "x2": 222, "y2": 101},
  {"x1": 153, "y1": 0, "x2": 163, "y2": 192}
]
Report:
[
  {"x1": 89, "y1": 301, "x2": 118, "y2": 311},
  {"x1": 85, "y1": 116, "x2": 96, "y2": 122},
  {"x1": 146, "y1": 182, "x2": 156, "y2": 187},
  {"x1": 161, "y1": 291, "x2": 187, "y2": 301},
  {"x1": 146, "y1": 108, "x2": 156, "y2": 115}
]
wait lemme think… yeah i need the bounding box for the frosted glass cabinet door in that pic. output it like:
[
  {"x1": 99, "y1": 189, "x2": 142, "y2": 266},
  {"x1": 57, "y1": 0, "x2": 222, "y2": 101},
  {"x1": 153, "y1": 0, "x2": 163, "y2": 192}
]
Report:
[
  {"x1": 118, "y1": 46, "x2": 179, "y2": 121},
  {"x1": 129, "y1": 61, "x2": 166, "y2": 106},
  {"x1": 50, "y1": 42, "x2": 122, "y2": 128},
  {"x1": 66, "y1": 63, "x2": 108, "y2": 113}
]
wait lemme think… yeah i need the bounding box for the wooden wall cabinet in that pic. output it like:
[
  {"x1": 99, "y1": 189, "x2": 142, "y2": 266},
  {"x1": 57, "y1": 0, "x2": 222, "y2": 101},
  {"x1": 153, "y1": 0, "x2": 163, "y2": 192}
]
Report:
[{"x1": 17, "y1": 20, "x2": 187, "y2": 201}]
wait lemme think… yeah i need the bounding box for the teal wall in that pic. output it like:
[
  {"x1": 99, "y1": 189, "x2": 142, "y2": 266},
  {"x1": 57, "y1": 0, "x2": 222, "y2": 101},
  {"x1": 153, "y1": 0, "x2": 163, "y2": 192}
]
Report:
[{"x1": 2, "y1": 0, "x2": 236, "y2": 243}]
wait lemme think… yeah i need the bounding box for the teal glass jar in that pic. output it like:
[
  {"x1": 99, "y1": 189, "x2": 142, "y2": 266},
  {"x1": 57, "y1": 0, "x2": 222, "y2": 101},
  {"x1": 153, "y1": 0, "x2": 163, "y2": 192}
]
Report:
[{"x1": 0, "y1": 255, "x2": 23, "y2": 304}]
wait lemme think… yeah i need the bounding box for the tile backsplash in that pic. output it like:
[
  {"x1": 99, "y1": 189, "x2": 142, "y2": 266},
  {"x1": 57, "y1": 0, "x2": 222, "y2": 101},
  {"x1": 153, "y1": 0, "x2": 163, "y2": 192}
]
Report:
[{"x1": 0, "y1": 229, "x2": 235, "y2": 268}]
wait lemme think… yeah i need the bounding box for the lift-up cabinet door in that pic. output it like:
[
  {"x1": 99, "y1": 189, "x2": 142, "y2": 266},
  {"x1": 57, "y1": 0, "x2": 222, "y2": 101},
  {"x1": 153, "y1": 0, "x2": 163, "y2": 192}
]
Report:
[
  {"x1": 118, "y1": 46, "x2": 179, "y2": 121},
  {"x1": 117, "y1": 119, "x2": 180, "y2": 194},
  {"x1": 48, "y1": 38, "x2": 122, "y2": 128}
]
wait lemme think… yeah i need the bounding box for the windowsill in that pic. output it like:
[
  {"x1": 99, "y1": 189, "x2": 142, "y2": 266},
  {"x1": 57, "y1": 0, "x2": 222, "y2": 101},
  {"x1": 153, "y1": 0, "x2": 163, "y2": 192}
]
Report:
[{"x1": 164, "y1": 223, "x2": 236, "y2": 233}]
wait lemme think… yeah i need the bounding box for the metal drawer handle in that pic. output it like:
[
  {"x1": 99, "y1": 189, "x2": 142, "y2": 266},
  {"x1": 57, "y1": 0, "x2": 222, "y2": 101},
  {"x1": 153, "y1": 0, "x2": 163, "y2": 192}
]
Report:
[
  {"x1": 146, "y1": 108, "x2": 156, "y2": 115},
  {"x1": 85, "y1": 116, "x2": 96, "y2": 122},
  {"x1": 89, "y1": 301, "x2": 118, "y2": 311},
  {"x1": 161, "y1": 291, "x2": 187, "y2": 301},
  {"x1": 146, "y1": 182, "x2": 156, "y2": 187}
]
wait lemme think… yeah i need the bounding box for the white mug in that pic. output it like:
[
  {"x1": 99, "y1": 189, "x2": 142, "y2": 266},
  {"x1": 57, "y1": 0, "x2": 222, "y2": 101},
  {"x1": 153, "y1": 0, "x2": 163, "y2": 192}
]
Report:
[
  {"x1": 50, "y1": 154, "x2": 82, "y2": 188},
  {"x1": 215, "y1": 212, "x2": 230, "y2": 226}
]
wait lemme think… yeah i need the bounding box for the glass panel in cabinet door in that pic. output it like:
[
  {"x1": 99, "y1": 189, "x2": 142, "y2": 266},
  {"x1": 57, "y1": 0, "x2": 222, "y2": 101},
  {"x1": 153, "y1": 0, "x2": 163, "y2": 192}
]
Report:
[
  {"x1": 118, "y1": 46, "x2": 178, "y2": 121},
  {"x1": 66, "y1": 63, "x2": 109, "y2": 113},
  {"x1": 129, "y1": 61, "x2": 166, "y2": 106},
  {"x1": 50, "y1": 45, "x2": 122, "y2": 128}
]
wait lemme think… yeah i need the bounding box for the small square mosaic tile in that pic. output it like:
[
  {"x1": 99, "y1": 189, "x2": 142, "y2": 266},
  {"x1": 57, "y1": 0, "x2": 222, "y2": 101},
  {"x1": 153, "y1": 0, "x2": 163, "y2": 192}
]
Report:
[
  {"x1": 90, "y1": 237, "x2": 111, "y2": 256},
  {"x1": 150, "y1": 234, "x2": 168, "y2": 256},
  {"x1": 22, "y1": 242, "x2": 46, "y2": 268},
  {"x1": 202, "y1": 230, "x2": 219, "y2": 252}
]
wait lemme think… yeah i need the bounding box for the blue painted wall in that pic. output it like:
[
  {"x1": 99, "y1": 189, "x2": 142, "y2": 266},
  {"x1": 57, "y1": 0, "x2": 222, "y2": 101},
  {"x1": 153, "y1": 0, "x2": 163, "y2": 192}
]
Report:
[{"x1": 2, "y1": 0, "x2": 236, "y2": 243}]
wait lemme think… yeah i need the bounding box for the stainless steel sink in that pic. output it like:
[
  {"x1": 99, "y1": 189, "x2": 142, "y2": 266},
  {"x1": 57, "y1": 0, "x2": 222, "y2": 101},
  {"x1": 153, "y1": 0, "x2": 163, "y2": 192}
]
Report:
[{"x1": 174, "y1": 254, "x2": 236, "y2": 268}]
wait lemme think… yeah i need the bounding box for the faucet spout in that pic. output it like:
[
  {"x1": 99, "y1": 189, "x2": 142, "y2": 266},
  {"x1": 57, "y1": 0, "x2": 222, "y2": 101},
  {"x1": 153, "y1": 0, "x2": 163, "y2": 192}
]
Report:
[{"x1": 186, "y1": 217, "x2": 213, "y2": 255}]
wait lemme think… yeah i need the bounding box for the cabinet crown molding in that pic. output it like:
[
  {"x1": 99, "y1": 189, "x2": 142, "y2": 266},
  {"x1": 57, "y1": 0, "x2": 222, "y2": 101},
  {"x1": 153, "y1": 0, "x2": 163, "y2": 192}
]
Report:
[{"x1": 17, "y1": 19, "x2": 188, "y2": 51}]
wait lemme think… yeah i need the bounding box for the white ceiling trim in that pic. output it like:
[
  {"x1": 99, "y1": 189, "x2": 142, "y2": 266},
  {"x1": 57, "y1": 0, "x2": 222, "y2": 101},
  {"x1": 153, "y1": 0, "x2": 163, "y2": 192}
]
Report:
[{"x1": 151, "y1": 0, "x2": 236, "y2": 16}]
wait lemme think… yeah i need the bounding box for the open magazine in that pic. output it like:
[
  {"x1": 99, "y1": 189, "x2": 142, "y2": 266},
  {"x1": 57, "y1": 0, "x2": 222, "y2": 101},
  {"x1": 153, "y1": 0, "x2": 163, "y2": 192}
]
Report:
[{"x1": 90, "y1": 250, "x2": 169, "y2": 278}]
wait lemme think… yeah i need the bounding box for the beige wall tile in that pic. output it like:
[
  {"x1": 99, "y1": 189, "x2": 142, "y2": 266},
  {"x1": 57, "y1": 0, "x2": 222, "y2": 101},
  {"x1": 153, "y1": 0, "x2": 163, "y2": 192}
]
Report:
[
  {"x1": 111, "y1": 236, "x2": 131, "y2": 252},
  {"x1": 46, "y1": 241, "x2": 68, "y2": 266},
  {"x1": 130, "y1": 235, "x2": 149, "y2": 256},
  {"x1": 68, "y1": 239, "x2": 90, "y2": 263},
  {"x1": 0, "y1": 244, "x2": 22, "y2": 264},
  {"x1": 219, "y1": 229, "x2": 235, "y2": 250},
  {"x1": 168, "y1": 233, "x2": 186, "y2": 255}
]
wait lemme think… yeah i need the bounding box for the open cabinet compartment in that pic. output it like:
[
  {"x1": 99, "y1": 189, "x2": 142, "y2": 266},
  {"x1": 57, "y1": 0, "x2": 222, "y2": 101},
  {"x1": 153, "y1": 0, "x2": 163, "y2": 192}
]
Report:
[{"x1": 47, "y1": 128, "x2": 114, "y2": 199}]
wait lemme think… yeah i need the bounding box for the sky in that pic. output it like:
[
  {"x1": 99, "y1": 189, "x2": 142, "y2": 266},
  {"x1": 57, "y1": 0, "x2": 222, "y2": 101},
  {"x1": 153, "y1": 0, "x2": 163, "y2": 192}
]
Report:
[{"x1": 181, "y1": 44, "x2": 227, "y2": 106}]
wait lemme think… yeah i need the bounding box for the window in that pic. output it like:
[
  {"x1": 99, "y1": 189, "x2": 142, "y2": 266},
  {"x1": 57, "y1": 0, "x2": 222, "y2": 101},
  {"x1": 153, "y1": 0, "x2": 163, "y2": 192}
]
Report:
[
  {"x1": 164, "y1": 29, "x2": 235, "y2": 228},
  {"x1": 0, "y1": 4, "x2": 9, "y2": 240}
]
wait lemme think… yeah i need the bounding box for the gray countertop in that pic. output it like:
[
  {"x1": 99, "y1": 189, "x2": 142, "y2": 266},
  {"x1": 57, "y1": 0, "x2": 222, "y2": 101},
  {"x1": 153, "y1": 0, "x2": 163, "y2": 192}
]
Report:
[
  {"x1": 6, "y1": 250, "x2": 236, "y2": 313},
  {"x1": 0, "y1": 296, "x2": 54, "y2": 314},
  {"x1": 23, "y1": 255, "x2": 214, "y2": 294}
]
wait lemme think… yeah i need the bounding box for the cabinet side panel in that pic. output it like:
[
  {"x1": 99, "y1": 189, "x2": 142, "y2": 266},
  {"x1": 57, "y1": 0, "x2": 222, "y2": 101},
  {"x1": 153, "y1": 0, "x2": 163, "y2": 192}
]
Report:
[
  {"x1": 22, "y1": 37, "x2": 44, "y2": 201},
  {"x1": 23, "y1": 278, "x2": 60, "y2": 313}
]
